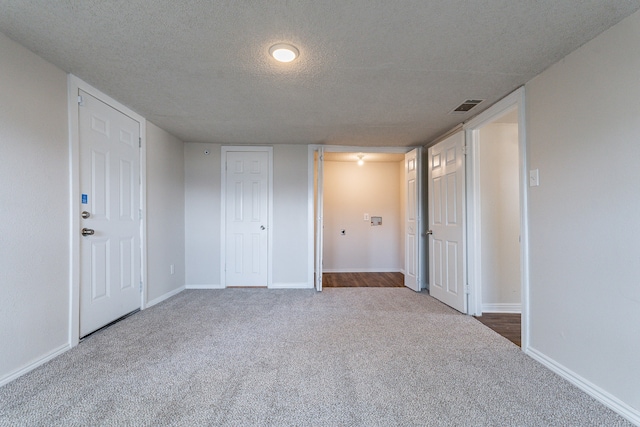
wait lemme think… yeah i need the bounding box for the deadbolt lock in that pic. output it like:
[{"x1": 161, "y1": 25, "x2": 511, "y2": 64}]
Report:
[
  {"x1": 81, "y1": 228, "x2": 95, "y2": 236},
  {"x1": 81, "y1": 211, "x2": 90, "y2": 219}
]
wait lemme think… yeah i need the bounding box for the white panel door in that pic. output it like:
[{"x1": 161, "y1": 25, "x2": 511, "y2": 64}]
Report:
[
  {"x1": 225, "y1": 151, "x2": 269, "y2": 287},
  {"x1": 428, "y1": 132, "x2": 466, "y2": 313},
  {"x1": 404, "y1": 148, "x2": 423, "y2": 292},
  {"x1": 79, "y1": 90, "x2": 141, "y2": 337},
  {"x1": 315, "y1": 148, "x2": 324, "y2": 291}
]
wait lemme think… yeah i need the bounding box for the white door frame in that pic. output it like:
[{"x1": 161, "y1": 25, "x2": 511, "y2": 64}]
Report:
[
  {"x1": 314, "y1": 147, "x2": 324, "y2": 291},
  {"x1": 68, "y1": 74, "x2": 147, "y2": 347},
  {"x1": 220, "y1": 146, "x2": 273, "y2": 288},
  {"x1": 307, "y1": 145, "x2": 412, "y2": 290},
  {"x1": 463, "y1": 86, "x2": 530, "y2": 350}
]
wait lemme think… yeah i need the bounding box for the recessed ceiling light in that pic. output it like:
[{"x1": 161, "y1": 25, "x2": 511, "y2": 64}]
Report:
[{"x1": 269, "y1": 43, "x2": 299, "y2": 63}]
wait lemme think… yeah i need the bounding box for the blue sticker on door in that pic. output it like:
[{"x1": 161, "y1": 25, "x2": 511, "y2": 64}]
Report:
[{"x1": 82, "y1": 194, "x2": 88, "y2": 204}]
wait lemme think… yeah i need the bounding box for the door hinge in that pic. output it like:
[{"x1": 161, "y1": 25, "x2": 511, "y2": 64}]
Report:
[
  {"x1": 139, "y1": 281, "x2": 143, "y2": 292},
  {"x1": 462, "y1": 146, "x2": 468, "y2": 155},
  {"x1": 77, "y1": 95, "x2": 84, "y2": 106},
  {"x1": 465, "y1": 283, "x2": 471, "y2": 295},
  {"x1": 139, "y1": 209, "x2": 142, "y2": 220},
  {"x1": 139, "y1": 137, "x2": 142, "y2": 148}
]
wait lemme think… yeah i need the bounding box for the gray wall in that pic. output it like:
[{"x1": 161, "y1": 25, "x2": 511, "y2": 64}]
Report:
[
  {"x1": 0, "y1": 32, "x2": 70, "y2": 381},
  {"x1": 184, "y1": 143, "x2": 222, "y2": 287},
  {"x1": 271, "y1": 145, "x2": 309, "y2": 287},
  {"x1": 526, "y1": 10, "x2": 640, "y2": 414},
  {"x1": 184, "y1": 144, "x2": 309, "y2": 288},
  {"x1": 146, "y1": 122, "x2": 186, "y2": 303}
]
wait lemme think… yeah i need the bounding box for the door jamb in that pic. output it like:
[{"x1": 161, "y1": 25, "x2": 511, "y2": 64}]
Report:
[
  {"x1": 220, "y1": 146, "x2": 273, "y2": 288},
  {"x1": 463, "y1": 86, "x2": 530, "y2": 350},
  {"x1": 314, "y1": 147, "x2": 324, "y2": 291},
  {"x1": 67, "y1": 74, "x2": 147, "y2": 347}
]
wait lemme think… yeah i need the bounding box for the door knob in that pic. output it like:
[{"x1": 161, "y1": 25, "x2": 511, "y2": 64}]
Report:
[
  {"x1": 426, "y1": 230, "x2": 433, "y2": 235},
  {"x1": 81, "y1": 211, "x2": 91, "y2": 219},
  {"x1": 81, "y1": 228, "x2": 95, "y2": 236},
  {"x1": 260, "y1": 225, "x2": 266, "y2": 230}
]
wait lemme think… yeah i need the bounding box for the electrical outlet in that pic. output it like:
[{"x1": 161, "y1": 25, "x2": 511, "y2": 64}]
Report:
[{"x1": 170, "y1": 264, "x2": 175, "y2": 275}]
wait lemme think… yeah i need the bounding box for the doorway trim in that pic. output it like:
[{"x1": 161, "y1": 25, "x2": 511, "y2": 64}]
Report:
[
  {"x1": 307, "y1": 145, "x2": 413, "y2": 290},
  {"x1": 220, "y1": 146, "x2": 273, "y2": 288},
  {"x1": 67, "y1": 74, "x2": 147, "y2": 347},
  {"x1": 463, "y1": 86, "x2": 530, "y2": 350}
]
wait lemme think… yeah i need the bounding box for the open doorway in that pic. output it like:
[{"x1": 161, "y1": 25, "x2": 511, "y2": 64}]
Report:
[
  {"x1": 476, "y1": 109, "x2": 521, "y2": 312},
  {"x1": 465, "y1": 87, "x2": 529, "y2": 349},
  {"x1": 313, "y1": 149, "x2": 412, "y2": 289}
]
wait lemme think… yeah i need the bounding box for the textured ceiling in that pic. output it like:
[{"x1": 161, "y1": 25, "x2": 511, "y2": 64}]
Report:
[{"x1": 1, "y1": 1, "x2": 638, "y2": 146}]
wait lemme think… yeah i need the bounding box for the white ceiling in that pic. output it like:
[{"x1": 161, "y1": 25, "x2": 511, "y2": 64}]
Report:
[{"x1": 1, "y1": 1, "x2": 638, "y2": 147}]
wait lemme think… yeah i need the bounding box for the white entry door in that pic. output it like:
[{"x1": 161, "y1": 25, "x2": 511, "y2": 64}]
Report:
[
  {"x1": 79, "y1": 90, "x2": 141, "y2": 337},
  {"x1": 428, "y1": 132, "x2": 467, "y2": 313},
  {"x1": 404, "y1": 148, "x2": 424, "y2": 292},
  {"x1": 224, "y1": 149, "x2": 270, "y2": 287}
]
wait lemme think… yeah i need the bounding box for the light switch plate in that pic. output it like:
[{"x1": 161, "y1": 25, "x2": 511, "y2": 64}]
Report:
[
  {"x1": 364, "y1": 213, "x2": 369, "y2": 221},
  {"x1": 529, "y1": 169, "x2": 540, "y2": 187}
]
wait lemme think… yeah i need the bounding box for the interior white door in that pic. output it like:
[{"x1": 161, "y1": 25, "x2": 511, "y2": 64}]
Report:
[
  {"x1": 314, "y1": 148, "x2": 324, "y2": 291},
  {"x1": 79, "y1": 90, "x2": 141, "y2": 337},
  {"x1": 225, "y1": 150, "x2": 269, "y2": 287},
  {"x1": 404, "y1": 148, "x2": 423, "y2": 292},
  {"x1": 428, "y1": 132, "x2": 467, "y2": 313}
]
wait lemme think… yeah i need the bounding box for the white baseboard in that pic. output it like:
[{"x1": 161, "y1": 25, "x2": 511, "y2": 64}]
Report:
[
  {"x1": 482, "y1": 303, "x2": 522, "y2": 313},
  {"x1": 527, "y1": 347, "x2": 640, "y2": 426},
  {"x1": 146, "y1": 286, "x2": 185, "y2": 308},
  {"x1": 0, "y1": 343, "x2": 70, "y2": 387},
  {"x1": 269, "y1": 282, "x2": 314, "y2": 289},
  {"x1": 322, "y1": 268, "x2": 403, "y2": 273},
  {"x1": 185, "y1": 284, "x2": 225, "y2": 289},
  {"x1": 185, "y1": 283, "x2": 315, "y2": 290}
]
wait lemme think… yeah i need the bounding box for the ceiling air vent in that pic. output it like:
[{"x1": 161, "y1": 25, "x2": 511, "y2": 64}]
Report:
[{"x1": 450, "y1": 99, "x2": 484, "y2": 114}]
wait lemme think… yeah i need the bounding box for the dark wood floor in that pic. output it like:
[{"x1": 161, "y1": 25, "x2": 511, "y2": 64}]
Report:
[
  {"x1": 322, "y1": 272, "x2": 404, "y2": 287},
  {"x1": 474, "y1": 313, "x2": 521, "y2": 347}
]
